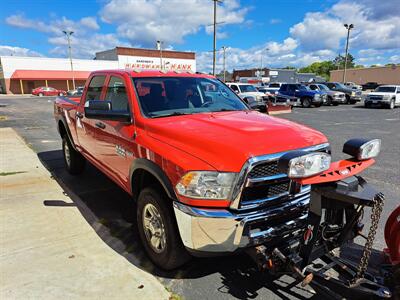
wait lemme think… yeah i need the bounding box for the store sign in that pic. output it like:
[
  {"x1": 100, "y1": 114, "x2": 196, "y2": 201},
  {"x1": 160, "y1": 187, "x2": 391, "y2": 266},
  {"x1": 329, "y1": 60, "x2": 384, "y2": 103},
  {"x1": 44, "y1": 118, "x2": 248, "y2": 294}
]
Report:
[{"x1": 118, "y1": 55, "x2": 196, "y2": 72}]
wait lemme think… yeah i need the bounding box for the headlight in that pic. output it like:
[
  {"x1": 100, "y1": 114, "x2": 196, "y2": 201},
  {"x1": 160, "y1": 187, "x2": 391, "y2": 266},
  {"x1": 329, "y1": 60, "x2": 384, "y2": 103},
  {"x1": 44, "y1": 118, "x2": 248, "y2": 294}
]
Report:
[
  {"x1": 175, "y1": 171, "x2": 237, "y2": 199},
  {"x1": 256, "y1": 95, "x2": 263, "y2": 101},
  {"x1": 383, "y1": 95, "x2": 390, "y2": 100},
  {"x1": 351, "y1": 92, "x2": 355, "y2": 96},
  {"x1": 278, "y1": 151, "x2": 331, "y2": 178},
  {"x1": 314, "y1": 94, "x2": 320, "y2": 99},
  {"x1": 343, "y1": 138, "x2": 381, "y2": 160}
]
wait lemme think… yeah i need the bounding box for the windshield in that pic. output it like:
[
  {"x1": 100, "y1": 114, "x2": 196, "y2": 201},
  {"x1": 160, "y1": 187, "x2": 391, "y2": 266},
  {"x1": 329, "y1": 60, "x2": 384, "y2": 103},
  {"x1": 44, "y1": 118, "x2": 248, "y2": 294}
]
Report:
[
  {"x1": 336, "y1": 83, "x2": 347, "y2": 89},
  {"x1": 298, "y1": 85, "x2": 310, "y2": 91},
  {"x1": 375, "y1": 86, "x2": 396, "y2": 93},
  {"x1": 239, "y1": 84, "x2": 257, "y2": 93},
  {"x1": 132, "y1": 77, "x2": 249, "y2": 118},
  {"x1": 269, "y1": 83, "x2": 280, "y2": 88},
  {"x1": 317, "y1": 84, "x2": 330, "y2": 91}
]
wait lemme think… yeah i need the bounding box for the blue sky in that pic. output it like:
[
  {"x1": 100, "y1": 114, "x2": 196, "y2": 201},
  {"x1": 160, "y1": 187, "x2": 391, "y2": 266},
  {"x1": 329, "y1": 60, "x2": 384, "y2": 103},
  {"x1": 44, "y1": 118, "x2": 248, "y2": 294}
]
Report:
[{"x1": 0, "y1": 0, "x2": 399, "y2": 72}]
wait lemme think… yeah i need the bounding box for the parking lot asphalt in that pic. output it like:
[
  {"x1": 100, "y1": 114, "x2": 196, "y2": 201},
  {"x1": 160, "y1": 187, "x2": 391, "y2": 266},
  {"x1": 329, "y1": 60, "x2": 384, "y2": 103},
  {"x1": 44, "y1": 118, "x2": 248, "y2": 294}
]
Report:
[{"x1": 1, "y1": 96, "x2": 399, "y2": 300}]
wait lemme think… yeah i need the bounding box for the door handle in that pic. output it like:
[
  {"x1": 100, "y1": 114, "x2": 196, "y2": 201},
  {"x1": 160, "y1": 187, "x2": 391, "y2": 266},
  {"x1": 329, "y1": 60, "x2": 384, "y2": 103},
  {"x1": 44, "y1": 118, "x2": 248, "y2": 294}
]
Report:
[
  {"x1": 95, "y1": 122, "x2": 106, "y2": 129},
  {"x1": 76, "y1": 112, "x2": 83, "y2": 119}
]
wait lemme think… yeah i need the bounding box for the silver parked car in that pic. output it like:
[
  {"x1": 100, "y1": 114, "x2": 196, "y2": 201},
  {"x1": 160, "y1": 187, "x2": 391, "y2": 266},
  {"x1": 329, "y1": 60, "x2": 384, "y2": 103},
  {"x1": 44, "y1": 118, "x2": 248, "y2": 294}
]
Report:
[{"x1": 308, "y1": 83, "x2": 346, "y2": 105}]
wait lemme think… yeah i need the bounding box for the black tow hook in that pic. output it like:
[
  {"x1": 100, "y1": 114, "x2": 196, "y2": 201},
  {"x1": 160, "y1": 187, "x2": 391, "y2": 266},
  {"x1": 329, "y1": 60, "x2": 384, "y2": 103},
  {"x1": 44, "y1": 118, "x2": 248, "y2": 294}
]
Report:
[
  {"x1": 271, "y1": 248, "x2": 314, "y2": 287},
  {"x1": 245, "y1": 245, "x2": 313, "y2": 287}
]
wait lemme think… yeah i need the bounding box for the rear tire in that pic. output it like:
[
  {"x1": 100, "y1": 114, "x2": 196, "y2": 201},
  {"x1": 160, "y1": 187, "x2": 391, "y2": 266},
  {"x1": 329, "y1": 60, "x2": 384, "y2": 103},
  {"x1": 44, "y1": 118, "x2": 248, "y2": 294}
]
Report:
[
  {"x1": 62, "y1": 136, "x2": 86, "y2": 175},
  {"x1": 137, "y1": 186, "x2": 190, "y2": 270},
  {"x1": 344, "y1": 95, "x2": 350, "y2": 104},
  {"x1": 326, "y1": 96, "x2": 332, "y2": 106},
  {"x1": 333, "y1": 102, "x2": 339, "y2": 106}
]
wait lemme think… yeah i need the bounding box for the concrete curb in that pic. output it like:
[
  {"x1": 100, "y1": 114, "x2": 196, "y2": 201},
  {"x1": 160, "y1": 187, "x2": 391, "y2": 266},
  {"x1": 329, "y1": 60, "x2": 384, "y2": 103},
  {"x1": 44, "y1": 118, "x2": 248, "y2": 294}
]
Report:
[{"x1": 0, "y1": 127, "x2": 170, "y2": 300}]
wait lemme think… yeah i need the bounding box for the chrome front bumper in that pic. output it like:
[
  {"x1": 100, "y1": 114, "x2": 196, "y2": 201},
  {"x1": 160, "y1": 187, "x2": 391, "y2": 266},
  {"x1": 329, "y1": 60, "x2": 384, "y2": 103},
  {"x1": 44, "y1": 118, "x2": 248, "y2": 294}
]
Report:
[{"x1": 173, "y1": 188, "x2": 310, "y2": 253}]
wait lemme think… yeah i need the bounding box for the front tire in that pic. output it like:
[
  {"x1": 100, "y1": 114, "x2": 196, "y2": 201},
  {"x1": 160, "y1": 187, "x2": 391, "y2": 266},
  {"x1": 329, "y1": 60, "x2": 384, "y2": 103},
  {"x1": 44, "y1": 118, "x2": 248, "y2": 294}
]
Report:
[
  {"x1": 62, "y1": 136, "x2": 86, "y2": 175},
  {"x1": 38, "y1": 93, "x2": 43, "y2": 97},
  {"x1": 389, "y1": 99, "x2": 395, "y2": 109},
  {"x1": 302, "y1": 97, "x2": 311, "y2": 108},
  {"x1": 137, "y1": 186, "x2": 190, "y2": 270}
]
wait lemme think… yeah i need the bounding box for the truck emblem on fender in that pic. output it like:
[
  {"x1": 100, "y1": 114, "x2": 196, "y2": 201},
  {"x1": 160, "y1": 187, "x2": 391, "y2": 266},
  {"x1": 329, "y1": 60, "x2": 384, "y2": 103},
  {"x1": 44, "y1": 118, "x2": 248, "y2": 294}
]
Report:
[{"x1": 115, "y1": 145, "x2": 126, "y2": 157}]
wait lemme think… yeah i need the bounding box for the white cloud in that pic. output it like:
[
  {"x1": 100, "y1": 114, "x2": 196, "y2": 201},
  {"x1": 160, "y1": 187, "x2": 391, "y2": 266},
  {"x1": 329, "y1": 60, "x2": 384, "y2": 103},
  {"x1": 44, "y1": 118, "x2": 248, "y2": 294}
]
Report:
[
  {"x1": 100, "y1": 0, "x2": 248, "y2": 46},
  {"x1": 0, "y1": 45, "x2": 43, "y2": 57},
  {"x1": 289, "y1": 0, "x2": 400, "y2": 52},
  {"x1": 5, "y1": 14, "x2": 123, "y2": 58}
]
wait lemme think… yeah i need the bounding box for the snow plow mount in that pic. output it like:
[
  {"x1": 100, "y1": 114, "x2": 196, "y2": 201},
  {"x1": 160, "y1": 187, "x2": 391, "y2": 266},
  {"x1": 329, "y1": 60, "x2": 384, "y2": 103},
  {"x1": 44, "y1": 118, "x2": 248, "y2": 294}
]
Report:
[{"x1": 246, "y1": 175, "x2": 392, "y2": 299}]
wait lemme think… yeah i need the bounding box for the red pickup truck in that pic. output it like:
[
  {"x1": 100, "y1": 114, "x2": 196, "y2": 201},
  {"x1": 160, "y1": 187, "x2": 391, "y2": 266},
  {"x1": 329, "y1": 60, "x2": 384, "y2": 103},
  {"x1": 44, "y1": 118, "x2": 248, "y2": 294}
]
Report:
[{"x1": 54, "y1": 70, "x2": 388, "y2": 296}]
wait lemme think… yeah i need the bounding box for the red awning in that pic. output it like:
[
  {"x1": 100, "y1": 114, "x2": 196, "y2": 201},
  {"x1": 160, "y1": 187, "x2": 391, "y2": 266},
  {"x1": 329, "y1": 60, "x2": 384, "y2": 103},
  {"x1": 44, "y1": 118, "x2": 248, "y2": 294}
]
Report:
[{"x1": 11, "y1": 70, "x2": 90, "y2": 80}]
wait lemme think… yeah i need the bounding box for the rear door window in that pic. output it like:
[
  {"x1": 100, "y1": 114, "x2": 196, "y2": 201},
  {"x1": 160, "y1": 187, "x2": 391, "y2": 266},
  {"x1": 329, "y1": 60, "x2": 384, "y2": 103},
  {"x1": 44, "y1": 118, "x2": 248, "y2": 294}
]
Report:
[
  {"x1": 85, "y1": 75, "x2": 106, "y2": 102},
  {"x1": 230, "y1": 84, "x2": 239, "y2": 92}
]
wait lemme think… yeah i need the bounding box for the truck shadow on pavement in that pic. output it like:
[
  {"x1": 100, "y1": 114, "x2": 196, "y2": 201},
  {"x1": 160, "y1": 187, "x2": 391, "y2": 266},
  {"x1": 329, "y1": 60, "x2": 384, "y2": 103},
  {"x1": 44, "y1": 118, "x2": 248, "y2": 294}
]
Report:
[{"x1": 37, "y1": 149, "x2": 385, "y2": 300}]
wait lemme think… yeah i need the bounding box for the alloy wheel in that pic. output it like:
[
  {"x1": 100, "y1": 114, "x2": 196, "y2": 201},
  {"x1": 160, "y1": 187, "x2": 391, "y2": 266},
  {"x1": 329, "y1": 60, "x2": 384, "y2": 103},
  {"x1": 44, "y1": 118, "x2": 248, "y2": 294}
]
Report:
[{"x1": 142, "y1": 203, "x2": 167, "y2": 253}]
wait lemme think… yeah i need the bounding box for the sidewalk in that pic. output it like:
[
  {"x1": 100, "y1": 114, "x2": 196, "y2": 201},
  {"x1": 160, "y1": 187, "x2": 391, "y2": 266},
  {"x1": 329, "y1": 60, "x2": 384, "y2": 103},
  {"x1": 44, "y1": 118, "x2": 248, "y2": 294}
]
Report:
[{"x1": 0, "y1": 128, "x2": 169, "y2": 300}]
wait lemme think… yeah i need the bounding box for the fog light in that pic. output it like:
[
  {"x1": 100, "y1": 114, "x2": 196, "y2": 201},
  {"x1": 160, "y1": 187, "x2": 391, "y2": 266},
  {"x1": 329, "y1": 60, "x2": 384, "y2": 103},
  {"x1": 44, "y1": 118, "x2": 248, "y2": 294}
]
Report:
[{"x1": 343, "y1": 138, "x2": 381, "y2": 160}]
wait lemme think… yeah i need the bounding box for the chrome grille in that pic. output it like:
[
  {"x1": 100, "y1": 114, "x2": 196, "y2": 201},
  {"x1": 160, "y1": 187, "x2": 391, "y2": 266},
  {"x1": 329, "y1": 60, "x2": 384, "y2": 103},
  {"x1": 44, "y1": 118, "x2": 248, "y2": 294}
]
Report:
[
  {"x1": 248, "y1": 161, "x2": 279, "y2": 178},
  {"x1": 233, "y1": 143, "x2": 330, "y2": 210}
]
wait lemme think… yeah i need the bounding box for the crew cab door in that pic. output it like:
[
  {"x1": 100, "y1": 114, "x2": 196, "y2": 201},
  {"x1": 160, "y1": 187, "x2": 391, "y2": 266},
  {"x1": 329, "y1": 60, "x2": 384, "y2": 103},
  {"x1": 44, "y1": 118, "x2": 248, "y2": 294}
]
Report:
[
  {"x1": 96, "y1": 74, "x2": 136, "y2": 187},
  {"x1": 76, "y1": 75, "x2": 106, "y2": 160}
]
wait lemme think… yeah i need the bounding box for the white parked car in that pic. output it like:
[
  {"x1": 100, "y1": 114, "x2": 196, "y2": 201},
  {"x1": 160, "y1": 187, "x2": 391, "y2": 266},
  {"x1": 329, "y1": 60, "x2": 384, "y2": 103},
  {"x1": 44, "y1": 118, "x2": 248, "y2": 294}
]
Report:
[
  {"x1": 345, "y1": 82, "x2": 362, "y2": 91},
  {"x1": 365, "y1": 85, "x2": 400, "y2": 109},
  {"x1": 226, "y1": 83, "x2": 268, "y2": 111}
]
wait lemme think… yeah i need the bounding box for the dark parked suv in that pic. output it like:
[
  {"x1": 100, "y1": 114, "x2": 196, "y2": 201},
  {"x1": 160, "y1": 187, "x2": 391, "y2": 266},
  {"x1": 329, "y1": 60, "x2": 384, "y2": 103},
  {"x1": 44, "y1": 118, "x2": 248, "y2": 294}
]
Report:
[
  {"x1": 279, "y1": 83, "x2": 325, "y2": 107},
  {"x1": 323, "y1": 82, "x2": 362, "y2": 104}
]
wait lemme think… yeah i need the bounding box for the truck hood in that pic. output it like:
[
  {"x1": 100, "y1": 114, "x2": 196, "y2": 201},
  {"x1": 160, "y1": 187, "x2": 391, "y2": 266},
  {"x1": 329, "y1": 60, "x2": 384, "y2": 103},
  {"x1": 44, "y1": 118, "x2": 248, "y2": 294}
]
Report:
[
  {"x1": 239, "y1": 92, "x2": 265, "y2": 98},
  {"x1": 145, "y1": 111, "x2": 328, "y2": 171},
  {"x1": 368, "y1": 92, "x2": 394, "y2": 97}
]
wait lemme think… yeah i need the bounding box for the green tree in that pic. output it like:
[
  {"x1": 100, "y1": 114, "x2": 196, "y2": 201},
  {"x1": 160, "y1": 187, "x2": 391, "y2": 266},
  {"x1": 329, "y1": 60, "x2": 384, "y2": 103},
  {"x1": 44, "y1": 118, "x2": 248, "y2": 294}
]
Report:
[
  {"x1": 333, "y1": 53, "x2": 355, "y2": 69},
  {"x1": 299, "y1": 61, "x2": 336, "y2": 80},
  {"x1": 354, "y1": 64, "x2": 364, "y2": 69}
]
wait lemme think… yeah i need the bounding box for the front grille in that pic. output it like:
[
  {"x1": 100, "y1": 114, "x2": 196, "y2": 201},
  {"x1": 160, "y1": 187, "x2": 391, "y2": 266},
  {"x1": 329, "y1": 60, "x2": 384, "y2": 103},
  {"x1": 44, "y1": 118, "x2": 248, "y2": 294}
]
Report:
[
  {"x1": 370, "y1": 96, "x2": 383, "y2": 100},
  {"x1": 248, "y1": 161, "x2": 279, "y2": 178},
  {"x1": 241, "y1": 181, "x2": 289, "y2": 202},
  {"x1": 236, "y1": 144, "x2": 329, "y2": 210}
]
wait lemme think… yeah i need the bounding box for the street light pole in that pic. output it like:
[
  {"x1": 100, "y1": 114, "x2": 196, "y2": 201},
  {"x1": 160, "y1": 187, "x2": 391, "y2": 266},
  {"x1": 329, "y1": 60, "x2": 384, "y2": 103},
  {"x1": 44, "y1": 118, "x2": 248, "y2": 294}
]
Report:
[
  {"x1": 157, "y1": 40, "x2": 164, "y2": 70},
  {"x1": 221, "y1": 46, "x2": 227, "y2": 82},
  {"x1": 212, "y1": 0, "x2": 222, "y2": 76},
  {"x1": 63, "y1": 30, "x2": 75, "y2": 90},
  {"x1": 343, "y1": 23, "x2": 354, "y2": 83}
]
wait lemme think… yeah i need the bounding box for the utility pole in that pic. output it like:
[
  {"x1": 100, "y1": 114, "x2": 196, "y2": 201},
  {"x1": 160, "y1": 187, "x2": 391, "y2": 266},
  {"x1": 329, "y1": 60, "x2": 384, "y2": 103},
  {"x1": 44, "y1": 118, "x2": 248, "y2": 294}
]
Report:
[
  {"x1": 157, "y1": 40, "x2": 164, "y2": 70},
  {"x1": 221, "y1": 46, "x2": 227, "y2": 82},
  {"x1": 63, "y1": 30, "x2": 75, "y2": 90},
  {"x1": 212, "y1": 0, "x2": 222, "y2": 76},
  {"x1": 343, "y1": 23, "x2": 354, "y2": 83}
]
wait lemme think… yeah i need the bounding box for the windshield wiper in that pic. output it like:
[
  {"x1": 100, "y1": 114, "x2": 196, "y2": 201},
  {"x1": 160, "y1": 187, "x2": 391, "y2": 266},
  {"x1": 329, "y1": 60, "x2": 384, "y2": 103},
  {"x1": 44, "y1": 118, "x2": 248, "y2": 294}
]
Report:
[{"x1": 149, "y1": 111, "x2": 192, "y2": 118}]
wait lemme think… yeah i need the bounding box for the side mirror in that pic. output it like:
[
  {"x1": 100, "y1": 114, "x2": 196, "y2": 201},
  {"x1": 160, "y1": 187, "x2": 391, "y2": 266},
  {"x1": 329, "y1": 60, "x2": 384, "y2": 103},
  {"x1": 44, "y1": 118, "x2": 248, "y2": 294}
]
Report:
[{"x1": 84, "y1": 100, "x2": 131, "y2": 122}]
